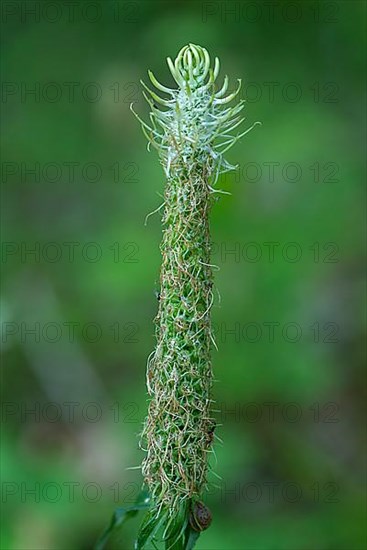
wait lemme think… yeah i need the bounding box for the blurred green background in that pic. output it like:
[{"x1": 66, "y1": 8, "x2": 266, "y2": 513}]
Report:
[{"x1": 1, "y1": 1, "x2": 366, "y2": 549}]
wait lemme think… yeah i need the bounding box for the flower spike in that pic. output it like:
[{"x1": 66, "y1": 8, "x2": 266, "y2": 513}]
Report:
[{"x1": 131, "y1": 44, "x2": 261, "y2": 550}]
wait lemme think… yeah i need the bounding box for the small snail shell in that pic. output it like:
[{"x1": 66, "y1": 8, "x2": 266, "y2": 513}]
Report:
[{"x1": 189, "y1": 501, "x2": 212, "y2": 532}]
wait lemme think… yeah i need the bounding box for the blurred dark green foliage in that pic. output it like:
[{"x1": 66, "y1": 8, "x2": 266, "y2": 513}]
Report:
[{"x1": 1, "y1": 1, "x2": 365, "y2": 549}]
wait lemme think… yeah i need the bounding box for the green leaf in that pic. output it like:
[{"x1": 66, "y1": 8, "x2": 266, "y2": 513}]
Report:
[
  {"x1": 135, "y1": 508, "x2": 168, "y2": 549},
  {"x1": 163, "y1": 501, "x2": 189, "y2": 550},
  {"x1": 163, "y1": 501, "x2": 203, "y2": 550},
  {"x1": 184, "y1": 529, "x2": 200, "y2": 550},
  {"x1": 94, "y1": 489, "x2": 150, "y2": 550}
]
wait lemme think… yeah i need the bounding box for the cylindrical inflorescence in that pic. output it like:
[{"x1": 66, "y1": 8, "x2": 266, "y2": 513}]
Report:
[
  {"x1": 132, "y1": 44, "x2": 259, "y2": 517},
  {"x1": 142, "y1": 146, "x2": 216, "y2": 513}
]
